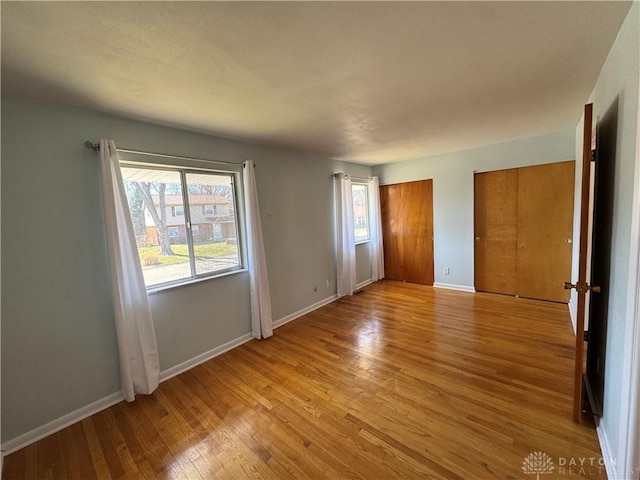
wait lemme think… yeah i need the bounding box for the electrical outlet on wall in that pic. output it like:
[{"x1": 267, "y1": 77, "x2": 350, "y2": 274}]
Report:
[
  {"x1": 325, "y1": 279, "x2": 330, "y2": 288},
  {"x1": 444, "y1": 267, "x2": 450, "y2": 275}
]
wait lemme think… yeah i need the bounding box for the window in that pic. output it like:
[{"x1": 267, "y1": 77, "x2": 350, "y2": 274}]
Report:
[
  {"x1": 171, "y1": 205, "x2": 184, "y2": 217},
  {"x1": 352, "y1": 183, "x2": 369, "y2": 243},
  {"x1": 203, "y1": 204, "x2": 214, "y2": 215},
  {"x1": 121, "y1": 165, "x2": 243, "y2": 289}
]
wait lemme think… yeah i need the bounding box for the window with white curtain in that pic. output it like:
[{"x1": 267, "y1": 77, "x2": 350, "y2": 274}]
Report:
[
  {"x1": 121, "y1": 164, "x2": 243, "y2": 289},
  {"x1": 352, "y1": 183, "x2": 370, "y2": 243}
]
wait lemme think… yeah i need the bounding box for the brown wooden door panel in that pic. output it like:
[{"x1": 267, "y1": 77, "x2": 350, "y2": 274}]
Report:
[
  {"x1": 380, "y1": 180, "x2": 434, "y2": 285},
  {"x1": 573, "y1": 103, "x2": 593, "y2": 422},
  {"x1": 517, "y1": 161, "x2": 575, "y2": 303},
  {"x1": 403, "y1": 180, "x2": 434, "y2": 285},
  {"x1": 474, "y1": 169, "x2": 518, "y2": 295},
  {"x1": 380, "y1": 184, "x2": 404, "y2": 281}
]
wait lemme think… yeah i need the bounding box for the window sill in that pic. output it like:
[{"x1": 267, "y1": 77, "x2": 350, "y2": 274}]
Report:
[
  {"x1": 147, "y1": 268, "x2": 248, "y2": 295},
  {"x1": 355, "y1": 239, "x2": 371, "y2": 246}
]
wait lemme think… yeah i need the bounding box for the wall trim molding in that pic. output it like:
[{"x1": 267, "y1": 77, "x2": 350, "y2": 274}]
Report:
[
  {"x1": 159, "y1": 333, "x2": 254, "y2": 383},
  {"x1": 1, "y1": 292, "x2": 343, "y2": 457},
  {"x1": 433, "y1": 282, "x2": 476, "y2": 293},
  {"x1": 597, "y1": 421, "x2": 618, "y2": 480},
  {"x1": 355, "y1": 279, "x2": 374, "y2": 290},
  {"x1": 272, "y1": 294, "x2": 338, "y2": 330},
  {"x1": 1, "y1": 391, "x2": 125, "y2": 455},
  {"x1": 2, "y1": 333, "x2": 255, "y2": 456}
]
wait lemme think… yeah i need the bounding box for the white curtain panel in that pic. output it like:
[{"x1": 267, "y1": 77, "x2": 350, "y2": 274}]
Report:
[
  {"x1": 99, "y1": 139, "x2": 160, "y2": 402},
  {"x1": 368, "y1": 176, "x2": 385, "y2": 281},
  {"x1": 335, "y1": 173, "x2": 356, "y2": 296},
  {"x1": 242, "y1": 160, "x2": 273, "y2": 339}
]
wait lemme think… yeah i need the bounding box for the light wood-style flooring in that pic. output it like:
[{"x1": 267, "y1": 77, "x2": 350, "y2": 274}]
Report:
[{"x1": 3, "y1": 281, "x2": 605, "y2": 479}]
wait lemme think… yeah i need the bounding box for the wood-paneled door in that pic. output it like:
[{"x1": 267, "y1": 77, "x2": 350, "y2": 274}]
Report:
[
  {"x1": 474, "y1": 161, "x2": 574, "y2": 303},
  {"x1": 518, "y1": 161, "x2": 575, "y2": 303},
  {"x1": 380, "y1": 179, "x2": 434, "y2": 285},
  {"x1": 474, "y1": 169, "x2": 518, "y2": 295},
  {"x1": 571, "y1": 103, "x2": 594, "y2": 422},
  {"x1": 584, "y1": 100, "x2": 617, "y2": 418}
]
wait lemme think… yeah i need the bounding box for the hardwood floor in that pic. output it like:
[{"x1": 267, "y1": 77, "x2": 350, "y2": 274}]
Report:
[{"x1": 3, "y1": 281, "x2": 605, "y2": 479}]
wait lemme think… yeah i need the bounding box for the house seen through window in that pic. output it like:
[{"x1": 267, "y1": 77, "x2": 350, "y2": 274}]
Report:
[
  {"x1": 121, "y1": 165, "x2": 242, "y2": 288},
  {"x1": 352, "y1": 183, "x2": 369, "y2": 243}
]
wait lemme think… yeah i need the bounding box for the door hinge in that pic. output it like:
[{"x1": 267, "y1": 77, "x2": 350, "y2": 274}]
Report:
[{"x1": 583, "y1": 330, "x2": 589, "y2": 342}]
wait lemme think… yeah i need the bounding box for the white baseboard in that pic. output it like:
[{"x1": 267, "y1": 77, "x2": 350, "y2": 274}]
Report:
[
  {"x1": 356, "y1": 279, "x2": 374, "y2": 290},
  {"x1": 1, "y1": 293, "x2": 342, "y2": 457},
  {"x1": 1, "y1": 391, "x2": 124, "y2": 455},
  {"x1": 272, "y1": 294, "x2": 338, "y2": 330},
  {"x1": 159, "y1": 333, "x2": 254, "y2": 383},
  {"x1": 596, "y1": 422, "x2": 618, "y2": 480},
  {"x1": 433, "y1": 282, "x2": 476, "y2": 293},
  {"x1": 568, "y1": 297, "x2": 577, "y2": 335},
  {"x1": 2, "y1": 332, "x2": 254, "y2": 456}
]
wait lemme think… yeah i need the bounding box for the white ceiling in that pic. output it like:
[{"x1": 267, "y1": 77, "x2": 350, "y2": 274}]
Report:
[{"x1": 1, "y1": 2, "x2": 632, "y2": 165}]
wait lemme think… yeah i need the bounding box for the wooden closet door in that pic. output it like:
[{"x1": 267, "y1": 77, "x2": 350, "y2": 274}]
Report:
[
  {"x1": 380, "y1": 184, "x2": 405, "y2": 281},
  {"x1": 474, "y1": 169, "x2": 518, "y2": 295},
  {"x1": 380, "y1": 180, "x2": 434, "y2": 285},
  {"x1": 517, "y1": 161, "x2": 575, "y2": 303}
]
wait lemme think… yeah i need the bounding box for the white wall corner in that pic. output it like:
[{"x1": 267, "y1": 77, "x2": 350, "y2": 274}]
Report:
[
  {"x1": 614, "y1": 54, "x2": 640, "y2": 480},
  {"x1": 272, "y1": 294, "x2": 338, "y2": 330},
  {"x1": 433, "y1": 282, "x2": 476, "y2": 293}
]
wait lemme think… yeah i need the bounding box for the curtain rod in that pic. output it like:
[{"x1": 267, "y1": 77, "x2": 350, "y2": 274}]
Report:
[
  {"x1": 83, "y1": 141, "x2": 242, "y2": 168},
  {"x1": 333, "y1": 173, "x2": 373, "y2": 181},
  {"x1": 352, "y1": 175, "x2": 373, "y2": 181}
]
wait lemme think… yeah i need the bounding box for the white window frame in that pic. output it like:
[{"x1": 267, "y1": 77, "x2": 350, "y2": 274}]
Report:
[
  {"x1": 171, "y1": 205, "x2": 185, "y2": 217},
  {"x1": 168, "y1": 226, "x2": 181, "y2": 238},
  {"x1": 352, "y1": 182, "x2": 370, "y2": 244},
  {"x1": 119, "y1": 152, "x2": 247, "y2": 293}
]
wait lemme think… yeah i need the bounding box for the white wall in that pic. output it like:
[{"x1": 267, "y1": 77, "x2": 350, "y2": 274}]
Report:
[
  {"x1": 572, "y1": 4, "x2": 639, "y2": 478},
  {"x1": 0, "y1": 97, "x2": 372, "y2": 444},
  {"x1": 374, "y1": 130, "x2": 576, "y2": 289},
  {"x1": 356, "y1": 242, "x2": 372, "y2": 287}
]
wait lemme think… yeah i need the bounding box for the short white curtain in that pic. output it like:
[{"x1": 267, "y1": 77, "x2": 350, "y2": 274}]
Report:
[
  {"x1": 99, "y1": 139, "x2": 160, "y2": 402},
  {"x1": 335, "y1": 173, "x2": 356, "y2": 297},
  {"x1": 368, "y1": 176, "x2": 385, "y2": 281},
  {"x1": 243, "y1": 160, "x2": 273, "y2": 339}
]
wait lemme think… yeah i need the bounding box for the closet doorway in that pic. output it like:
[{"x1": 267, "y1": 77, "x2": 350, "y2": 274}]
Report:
[{"x1": 474, "y1": 161, "x2": 575, "y2": 303}]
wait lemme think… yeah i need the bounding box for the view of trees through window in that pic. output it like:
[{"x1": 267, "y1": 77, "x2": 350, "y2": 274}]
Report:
[
  {"x1": 122, "y1": 166, "x2": 241, "y2": 288},
  {"x1": 352, "y1": 183, "x2": 369, "y2": 243}
]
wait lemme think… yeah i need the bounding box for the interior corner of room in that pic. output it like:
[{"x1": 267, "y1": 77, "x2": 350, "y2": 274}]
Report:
[{"x1": 1, "y1": 1, "x2": 639, "y2": 479}]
